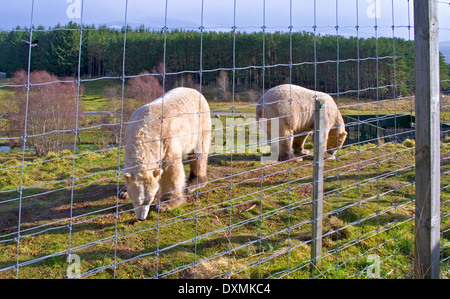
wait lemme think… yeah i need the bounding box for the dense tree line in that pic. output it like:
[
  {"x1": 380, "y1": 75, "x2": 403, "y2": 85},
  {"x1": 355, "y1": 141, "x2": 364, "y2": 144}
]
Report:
[{"x1": 1, "y1": 22, "x2": 449, "y2": 99}]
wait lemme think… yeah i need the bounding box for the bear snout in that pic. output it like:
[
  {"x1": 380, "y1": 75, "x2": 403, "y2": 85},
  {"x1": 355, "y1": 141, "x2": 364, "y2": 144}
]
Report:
[{"x1": 134, "y1": 205, "x2": 150, "y2": 221}]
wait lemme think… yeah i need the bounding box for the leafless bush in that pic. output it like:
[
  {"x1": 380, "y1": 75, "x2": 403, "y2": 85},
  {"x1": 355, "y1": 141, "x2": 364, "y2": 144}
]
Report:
[
  {"x1": 9, "y1": 70, "x2": 83, "y2": 156},
  {"x1": 216, "y1": 70, "x2": 229, "y2": 100},
  {"x1": 126, "y1": 70, "x2": 163, "y2": 110},
  {"x1": 95, "y1": 71, "x2": 164, "y2": 148}
]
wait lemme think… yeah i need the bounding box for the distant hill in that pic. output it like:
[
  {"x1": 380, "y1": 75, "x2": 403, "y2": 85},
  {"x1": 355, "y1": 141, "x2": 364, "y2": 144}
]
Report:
[{"x1": 441, "y1": 41, "x2": 450, "y2": 64}]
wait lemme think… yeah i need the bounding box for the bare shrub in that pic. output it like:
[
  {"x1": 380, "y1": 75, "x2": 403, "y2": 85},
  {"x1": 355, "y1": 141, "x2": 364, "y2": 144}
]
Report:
[
  {"x1": 93, "y1": 71, "x2": 163, "y2": 148},
  {"x1": 126, "y1": 70, "x2": 163, "y2": 109},
  {"x1": 216, "y1": 70, "x2": 229, "y2": 100},
  {"x1": 10, "y1": 70, "x2": 83, "y2": 156},
  {"x1": 173, "y1": 73, "x2": 200, "y2": 90}
]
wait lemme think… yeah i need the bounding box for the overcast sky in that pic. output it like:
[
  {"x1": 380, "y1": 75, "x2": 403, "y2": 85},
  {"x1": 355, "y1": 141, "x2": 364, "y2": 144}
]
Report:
[{"x1": 1, "y1": 0, "x2": 450, "y2": 41}]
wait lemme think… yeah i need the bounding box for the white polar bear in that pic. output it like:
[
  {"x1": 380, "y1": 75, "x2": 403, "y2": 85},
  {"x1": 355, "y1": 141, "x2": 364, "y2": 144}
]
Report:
[
  {"x1": 256, "y1": 84, "x2": 347, "y2": 161},
  {"x1": 122, "y1": 87, "x2": 211, "y2": 220}
]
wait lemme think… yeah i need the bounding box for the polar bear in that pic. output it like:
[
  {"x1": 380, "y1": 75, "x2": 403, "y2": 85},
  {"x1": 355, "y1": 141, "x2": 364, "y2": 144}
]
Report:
[
  {"x1": 122, "y1": 87, "x2": 211, "y2": 220},
  {"x1": 256, "y1": 84, "x2": 347, "y2": 161}
]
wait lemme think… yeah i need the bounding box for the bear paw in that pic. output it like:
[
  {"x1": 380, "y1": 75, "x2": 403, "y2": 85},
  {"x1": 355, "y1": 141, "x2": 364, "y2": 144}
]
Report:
[
  {"x1": 324, "y1": 153, "x2": 336, "y2": 161},
  {"x1": 300, "y1": 149, "x2": 310, "y2": 155},
  {"x1": 186, "y1": 176, "x2": 208, "y2": 193},
  {"x1": 119, "y1": 186, "x2": 128, "y2": 199},
  {"x1": 279, "y1": 153, "x2": 303, "y2": 162},
  {"x1": 157, "y1": 196, "x2": 186, "y2": 212}
]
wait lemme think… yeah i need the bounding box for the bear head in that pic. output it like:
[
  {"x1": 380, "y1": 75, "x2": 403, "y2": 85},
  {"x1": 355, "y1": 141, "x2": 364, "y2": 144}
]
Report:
[
  {"x1": 124, "y1": 168, "x2": 162, "y2": 221},
  {"x1": 327, "y1": 126, "x2": 348, "y2": 156}
]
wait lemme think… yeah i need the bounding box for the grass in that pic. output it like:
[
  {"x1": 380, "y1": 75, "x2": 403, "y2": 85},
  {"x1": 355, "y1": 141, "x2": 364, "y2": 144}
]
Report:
[
  {"x1": 0, "y1": 139, "x2": 449, "y2": 279},
  {"x1": 81, "y1": 79, "x2": 123, "y2": 112},
  {"x1": 0, "y1": 80, "x2": 449, "y2": 278},
  {"x1": 0, "y1": 88, "x2": 15, "y2": 106}
]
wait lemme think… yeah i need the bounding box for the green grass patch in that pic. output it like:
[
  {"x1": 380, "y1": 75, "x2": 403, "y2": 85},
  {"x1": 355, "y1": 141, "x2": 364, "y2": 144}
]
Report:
[
  {"x1": 0, "y1": 141, "x2": 448, "y2": 279},
  {"x1": 0, "y1": 85, "x2": 449, "y2": 278}
]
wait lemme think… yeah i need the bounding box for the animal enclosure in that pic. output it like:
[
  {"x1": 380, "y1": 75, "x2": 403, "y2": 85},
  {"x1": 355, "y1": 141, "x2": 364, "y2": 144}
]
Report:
[{"x1": 0, "y1": 0, "x2": 449, "y2": 279}]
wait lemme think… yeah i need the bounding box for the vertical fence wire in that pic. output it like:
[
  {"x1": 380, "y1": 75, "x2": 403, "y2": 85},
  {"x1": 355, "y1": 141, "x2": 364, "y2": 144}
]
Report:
[
  {"x1": 67, "y1": 0, "x2": 84, "y2": 279},
  {"x1": 0, "y1": 0, "x2": 448, "y2": 279},
  {"x1": 227, "y1": 0, "x2": 238, "y2": 279},
  {"x1": 286, "y1": 0, "x2": 293, "y2": 278},
  {"x1": 15, "y1": 0, "x2": 35, "y2": 279},
  {"x1": 113, "y1": 0, "x2": 129, "y2": 279},
  {"x1": 258, "y1": 0, "x2": 266, "y2": 279},
  {"x1": 155, "y1": 0, "x2": 169, "y2": 279}
]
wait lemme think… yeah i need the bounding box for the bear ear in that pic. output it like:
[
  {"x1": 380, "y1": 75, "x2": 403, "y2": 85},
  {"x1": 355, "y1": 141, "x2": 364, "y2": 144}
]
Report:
[{"x1": 124, "y1": 173, "x2": 132, "y2": 184}]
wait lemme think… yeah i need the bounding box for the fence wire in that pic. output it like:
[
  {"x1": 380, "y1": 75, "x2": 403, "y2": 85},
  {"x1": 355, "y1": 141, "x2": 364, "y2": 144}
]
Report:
[{"x1": 0, "y1": 0, "x2": 448, "y2": 279}]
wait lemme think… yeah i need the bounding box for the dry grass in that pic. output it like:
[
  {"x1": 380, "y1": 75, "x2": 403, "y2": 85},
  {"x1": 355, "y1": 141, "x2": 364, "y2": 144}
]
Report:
[
  {"x1": 0, "y1": 88, "x2": 449, "y2": 278},
  {"x1": 0, "y1": 139, "x2": 448, "y2": 279}
]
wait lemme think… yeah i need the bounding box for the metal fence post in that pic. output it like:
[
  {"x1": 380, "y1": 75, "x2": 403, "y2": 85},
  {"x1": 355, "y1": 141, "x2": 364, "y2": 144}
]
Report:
[
  {"x1": 414, "y1": 0, "x2": 441, "y2": 279},
  {"x1": 312, "y1": 99, "x2": 325, "y2": 270}
]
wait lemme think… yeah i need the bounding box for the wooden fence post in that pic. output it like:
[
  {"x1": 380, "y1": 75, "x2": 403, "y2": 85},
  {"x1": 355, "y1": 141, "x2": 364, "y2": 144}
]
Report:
[
  {"x1": 311, "y1": 99, "x2": 325, "y2": 270},
  {"x1": 414, "y1": 0, "x2": 441, "y2": 279}
]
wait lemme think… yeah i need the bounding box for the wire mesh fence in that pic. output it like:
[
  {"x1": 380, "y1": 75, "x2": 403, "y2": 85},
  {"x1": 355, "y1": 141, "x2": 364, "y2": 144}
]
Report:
[{"x1": 0, "y1": 0, "x2": 448, "y2": 279}]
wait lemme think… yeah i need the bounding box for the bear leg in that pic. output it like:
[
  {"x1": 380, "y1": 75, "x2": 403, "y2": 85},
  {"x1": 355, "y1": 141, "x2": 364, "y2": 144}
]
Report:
[
  {"x1": 293, "y1": 133, "x2": 310, "y2": 156},
  {"x1": 323, "y1": 130, "x2": 336, "y2": 160},
  {"x1": 186, "y1": 153, "x2": 208, "y2": 193},
  {"x1": 278, "y1": 136, "x2": 301, "y2": 162},
  {"x1": 157, "y1": 158, "x2": 187, "y2": 212},
  {"x1": 158, "y1": 194, "x2": 187, "y2": 212},
  {"x1": 277, "y1": 125, "x2": 304, "y2": 161}
]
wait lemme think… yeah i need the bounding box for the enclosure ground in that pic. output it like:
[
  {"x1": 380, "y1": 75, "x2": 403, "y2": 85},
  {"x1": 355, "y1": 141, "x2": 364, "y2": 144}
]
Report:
[{"x1": 0, "y1": 139, "x2": 449, "y2": 278}]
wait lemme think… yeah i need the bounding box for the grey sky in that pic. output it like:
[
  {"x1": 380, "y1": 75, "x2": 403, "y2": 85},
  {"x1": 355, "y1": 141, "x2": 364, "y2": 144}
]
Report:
[{"x1": 0, "y1": 0, "x2": 449, "y2": 41}]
